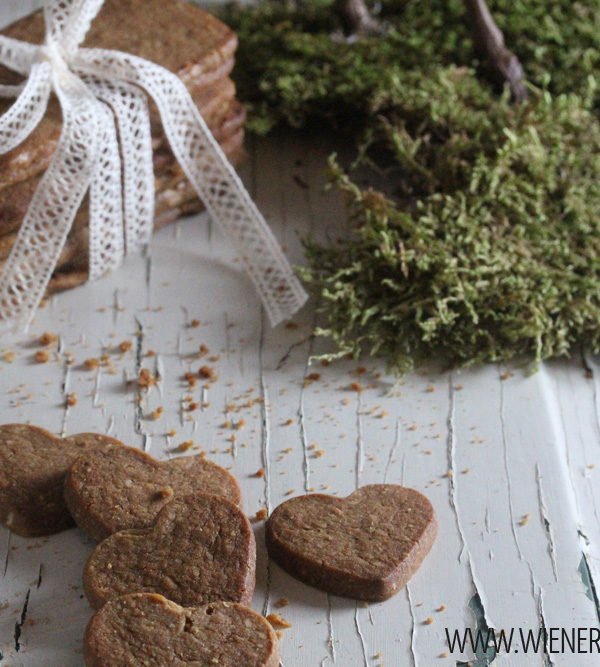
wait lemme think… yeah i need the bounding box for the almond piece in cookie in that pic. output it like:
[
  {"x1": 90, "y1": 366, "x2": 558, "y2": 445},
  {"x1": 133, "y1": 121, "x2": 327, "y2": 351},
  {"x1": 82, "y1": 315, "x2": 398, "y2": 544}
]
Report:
[
  {"x1": 83, "y1": 493, "x2": 255, "y2": 609},
  {"x1": 84, "y1": 594, "x2": 279, "y2": 667},
  {"x1": 266, "y1": 484, "x2": 437, "y2": 601},
  {"x1": 64, "y1": 443, "x2": 242, "y2": 541},
  {"x1": 0, "y1": 424, "x2": 125, "y2": 537}
]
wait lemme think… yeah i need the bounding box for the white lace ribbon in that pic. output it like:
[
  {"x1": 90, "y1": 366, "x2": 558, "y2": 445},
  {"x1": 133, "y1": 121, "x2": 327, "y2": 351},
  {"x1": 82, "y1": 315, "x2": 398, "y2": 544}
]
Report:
[{"x1": 0, "y1": 0, "x2": 307, "y2": 330}]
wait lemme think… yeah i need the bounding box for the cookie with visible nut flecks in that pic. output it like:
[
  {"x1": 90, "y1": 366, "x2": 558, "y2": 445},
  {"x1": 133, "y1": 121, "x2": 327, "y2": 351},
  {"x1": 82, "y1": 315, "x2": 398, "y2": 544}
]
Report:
[
  {"x1": 84, "y1": 594, "x2": 279, "y2": 667},
  {"x1": 64, "y1": 442, "x2": 241, "y2": 541},
  {"x1": 83, "y1": 493, "x2": 255, "y2": 609},
  {"x1": 266, "y1": 484, "x2": 437, "y2": 601},
  {"x1": 0, "y1": 423, "x2": 125, "y2": 537}
]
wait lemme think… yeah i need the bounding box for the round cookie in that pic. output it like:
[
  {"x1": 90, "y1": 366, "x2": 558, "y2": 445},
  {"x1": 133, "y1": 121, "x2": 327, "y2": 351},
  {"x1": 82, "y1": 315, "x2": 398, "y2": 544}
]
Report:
[
  {"x1": 83, "y1": 493, "x2": 255, "y2": 609},
  {"x1": 64, "y1": 442, "x2": 242, "y2": 541},
  {"x1": 0, "y1": 424, "x2": 125, "y2": 537},
  {"x1": 84, "y1": 594, "x2": 279, "y2": 667},
  {"x1": 266, "y1": 484, "x2": 437, "y2": 601}
]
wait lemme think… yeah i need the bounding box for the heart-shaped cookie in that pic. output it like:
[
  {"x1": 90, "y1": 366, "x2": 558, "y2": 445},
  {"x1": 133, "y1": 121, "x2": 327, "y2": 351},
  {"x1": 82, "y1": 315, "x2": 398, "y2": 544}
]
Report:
[
  {"x1": 266, "y1": 484, "x2": 437, "y2": 601},
  {"x1": 64, "y1": 442, "x2": 242, "y2": 541},
  {"x1": 83, "y1": 493, "x2": 255, "y2": 609},
  {"x1": 0, "y1": 424, "x2": 125, "y2": 537},
  {"x1": 84, "y1": 594, "x2": 279, "y2": 667}
]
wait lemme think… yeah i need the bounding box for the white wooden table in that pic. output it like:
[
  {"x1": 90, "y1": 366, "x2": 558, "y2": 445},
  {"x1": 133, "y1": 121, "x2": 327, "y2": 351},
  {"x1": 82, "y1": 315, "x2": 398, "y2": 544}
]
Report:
[{"x1": 1, "y1": 3, "x2": 600, "y2": 666}]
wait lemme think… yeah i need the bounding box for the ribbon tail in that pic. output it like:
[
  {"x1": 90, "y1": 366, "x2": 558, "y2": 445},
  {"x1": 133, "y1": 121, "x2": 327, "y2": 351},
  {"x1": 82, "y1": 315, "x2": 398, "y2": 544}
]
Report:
[
  {"x1": 0, "y1": 62, "x2": 52, "y2": 154},
  {"x1": 88, "y1": 100, "x2": 124, "y2": 279},
  {"x1": 0, "y1": 71, "x2": 99, "y2": 330},
  {"x1": 76, "y1": 49, "x2": 308, "y2": 326},
  {"x1": 85, "y1": 76, "x2": 154, "y2": 254}
]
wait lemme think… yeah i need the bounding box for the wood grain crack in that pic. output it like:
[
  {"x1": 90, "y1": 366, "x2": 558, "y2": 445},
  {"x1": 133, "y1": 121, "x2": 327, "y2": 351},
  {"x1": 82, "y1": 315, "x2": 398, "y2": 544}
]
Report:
[
  {"x1": 353, "y1": 603, "x2": 368, "y2": 667},
  {"x1": 355, "y1": 392, "x2": 363, "y2": 490},
  {"x1": 383, "y1": 417, "x2": 401, "y2": 484},
  {"x1": 298, "y1": 330, "x2": 315, "y2": 493},
  {"x1": 405, "y1": 586, "x2": 417, "y2": 666},
  {"x1": 535, "y1": 464, "x2": 558, "y2": 582},
  {"x1": 579, "y1": 553, "x2": 600, "y2": 624},
  {"x1": 14, "y1": 588, "x2": 30, "y2": 652},
  {"x1": 258, "y1": 310, "x2": 272, "y2": 616},
  {"x1": 326, "y1": 594, "x2": 336, "y2": 663}
]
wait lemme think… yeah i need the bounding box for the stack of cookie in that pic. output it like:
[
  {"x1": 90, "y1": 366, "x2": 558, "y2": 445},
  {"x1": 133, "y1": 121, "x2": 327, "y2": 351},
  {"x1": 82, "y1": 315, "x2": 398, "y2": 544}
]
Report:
[
  {"x1": 0, "y1": 424, "x2": 279, "y2": 666},
  {"x1": 0, "y1": 0, "x2": 246, "y2": 294}
]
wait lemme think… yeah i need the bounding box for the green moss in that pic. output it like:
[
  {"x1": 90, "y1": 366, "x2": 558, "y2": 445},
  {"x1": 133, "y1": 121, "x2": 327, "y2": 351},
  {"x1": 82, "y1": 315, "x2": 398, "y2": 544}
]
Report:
[{"x1": 222, "y1": 0, "x2": 600, "y2": 371}]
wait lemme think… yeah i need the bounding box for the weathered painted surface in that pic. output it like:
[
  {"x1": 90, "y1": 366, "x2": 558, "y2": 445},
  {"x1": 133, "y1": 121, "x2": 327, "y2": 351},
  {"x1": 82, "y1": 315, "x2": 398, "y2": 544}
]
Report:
[{"x1": 1, "y1": 3, "x2": 599, "y2": 666}]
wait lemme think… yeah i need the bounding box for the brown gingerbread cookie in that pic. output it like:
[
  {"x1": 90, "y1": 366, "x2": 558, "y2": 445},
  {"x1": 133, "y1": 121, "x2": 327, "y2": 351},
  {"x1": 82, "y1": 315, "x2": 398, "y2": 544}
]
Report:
[
  {"x1": 83, "y1": 493, "x2": 255, "y2": 609},
  {"x1": 0, "y1": 424, "x2": 125, "y2": 537},
  {"x1": 266, "y1": 484, "x2": 437, "y2": 601},
  {"x1": 64, "y1": 442, "x2": 242, "y2": 541},
  {"x1": 84, "y1": 594, "x2": 279, "y2": 667}
]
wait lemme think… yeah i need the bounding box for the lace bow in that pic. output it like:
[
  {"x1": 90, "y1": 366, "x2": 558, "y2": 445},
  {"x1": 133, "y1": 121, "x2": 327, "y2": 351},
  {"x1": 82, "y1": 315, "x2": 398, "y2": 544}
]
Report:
[{"x1": 0, "y1": 0, "x2": 307, "y2": 330}]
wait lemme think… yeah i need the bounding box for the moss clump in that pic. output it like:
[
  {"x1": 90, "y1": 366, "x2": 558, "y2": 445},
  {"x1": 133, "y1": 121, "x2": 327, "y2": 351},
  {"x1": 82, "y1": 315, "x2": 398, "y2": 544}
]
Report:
[{"x1": 223, "y1": 0, "x2": 600, "y2": 371}]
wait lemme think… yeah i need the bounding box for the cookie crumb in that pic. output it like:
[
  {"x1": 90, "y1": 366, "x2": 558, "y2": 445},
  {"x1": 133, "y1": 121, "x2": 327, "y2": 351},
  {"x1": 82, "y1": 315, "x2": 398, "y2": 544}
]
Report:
[
  {"x1": 177, "y1": 441, "x2": 194, "y2": 452},
  {"x1": 253, "y1": 508, "x2": 268, "y2": 522},
  {"x1": 190, "y1": 319, "x2": 200, "y2": 328},
  {"x1": 349, "y1": 382, "x2": 363, "y2": 392},
  {"x1": 137, "y1": 368, "x2": 156, "y2": 388},
  {"x1": 151, "y1": 407, "x2": 164, "y2": 420},
  {"x1": 424, "y1": 617, "x2": 433, "y2": 625},
  {"x1": 254, "y1": 468, "x2": 265, "y2": 478},
  {"x1": 84, "y1": 358, "x2": 100, "y2": 370},
  {"x1": 118, "y1": 340, "x2": 132, "y2": 353},
  {"x1": 198, "y1": 365, "x2": 216, "y2": 380},
  {"x1": 66, "y1": 392, "x2": 77, "y2": 407},
  {"x1": 39, "y1": 332, "x2": 58, "y2": 346},
  {"x1": 3, "y1": 351, "x2": 15, "y2": 363},
  {"x1": 266, "y1": 613, "x2": 291, "y2": 629},
  {"x1": 275, "y1": 597, "x2": 289, "y2": 608},
  {"x1": 519, "y1": 513, "x2": 531, "y2": 526},
  {"x1": 34, "y1": 350, "x2": 50, "y2": 364}
]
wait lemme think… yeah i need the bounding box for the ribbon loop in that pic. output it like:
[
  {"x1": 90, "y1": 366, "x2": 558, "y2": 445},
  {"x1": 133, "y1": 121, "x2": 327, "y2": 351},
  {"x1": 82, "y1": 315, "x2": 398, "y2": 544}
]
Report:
[
  {"x1": 0, "y1": 36, "x2": 38, "y2": 76},
  {"x1": 0, "y1": 62, "x2": 51, "y2": 153},
  {"x1": 58, "y1": 0, "x2": 105, "y2": 54}
]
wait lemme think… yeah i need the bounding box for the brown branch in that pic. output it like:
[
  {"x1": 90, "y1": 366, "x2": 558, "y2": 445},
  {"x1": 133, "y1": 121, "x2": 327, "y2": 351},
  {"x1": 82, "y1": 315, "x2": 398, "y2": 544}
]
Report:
[
  {"x1": 335, "y1": 0, "x2": 384, "y2": 36},
  {"x1": 464, "y1": 0, "x2": 527, "y2": 101}
]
